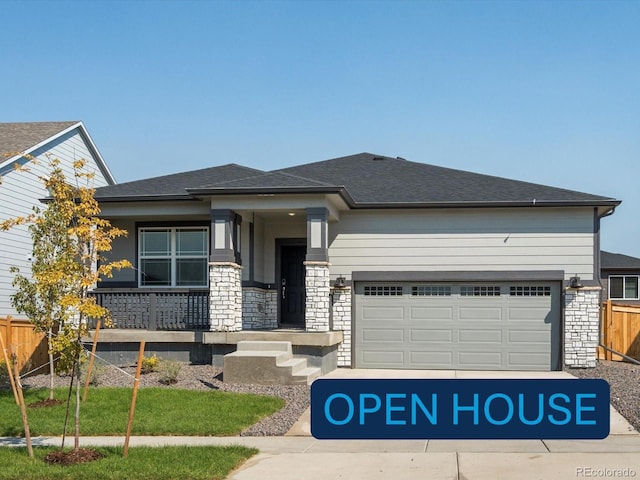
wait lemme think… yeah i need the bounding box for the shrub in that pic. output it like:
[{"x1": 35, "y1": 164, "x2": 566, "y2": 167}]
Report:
[
  {"x1": 81, "y1": 361, "x2": 108, "y2": 386},
  {"x1": 140, "y1": 354, "x2": 159, "y2": 374},
  {"x1": 158, "y1": 360, "x2": 182, "y2": 385}
]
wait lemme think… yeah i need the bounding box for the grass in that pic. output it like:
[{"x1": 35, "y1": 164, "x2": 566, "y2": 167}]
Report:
[
  {"x1": 0, "y1": 387, "x2": 285, "y2": 436},
  {"x1": 0, "y1": 445, "x2": 257, "y2": 480}
]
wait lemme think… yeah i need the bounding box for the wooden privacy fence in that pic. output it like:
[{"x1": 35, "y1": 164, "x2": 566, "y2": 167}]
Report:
[
  {"x1": 600, "y1": 301, "x2": 640, "y2": 361},
  {"x1": 0, "y1": 317, "x2": 48, "y2": 374}
]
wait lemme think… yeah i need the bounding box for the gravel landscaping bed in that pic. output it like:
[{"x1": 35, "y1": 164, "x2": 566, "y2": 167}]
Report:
[
  {"x1": 13, "y1": 363, "x2": 310, "y2": 437},
  {"x1": 567, "y1": 359, "x2": 640, "y2": 432}
]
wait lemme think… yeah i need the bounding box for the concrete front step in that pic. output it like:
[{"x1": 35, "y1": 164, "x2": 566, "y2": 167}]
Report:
[
  {"x1": 291, "y1": 367, "x2": 322, "y2": 384},
  {"x1": 223, "y1": 341, "x2": 320, "y2": 385},
  {"x1": 236, "y1": 340, "x2": 293, "y2": 353}
]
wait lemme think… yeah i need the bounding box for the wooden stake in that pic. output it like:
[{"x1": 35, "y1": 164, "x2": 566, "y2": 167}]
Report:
[
  {"x1": 82, "y1": 319, "x2": 102, "y2": 402},
  {"x1": 123, "y1": 340, "x2": 145, "y2": 458},
  {"x1": 0, "y1": 330, "x2": 19, "y2": 405},
  {"x1": 13, "y1": 349, "x2": 34, "y2": 458}
]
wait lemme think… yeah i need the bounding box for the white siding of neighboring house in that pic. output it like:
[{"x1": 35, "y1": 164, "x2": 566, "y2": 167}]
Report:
[
  {"x1": 328, "y1": 208, "x2": 596, "y2": 281},
  {"x1": 0, "y1": 129, "x2": 111, "y2": 317}
]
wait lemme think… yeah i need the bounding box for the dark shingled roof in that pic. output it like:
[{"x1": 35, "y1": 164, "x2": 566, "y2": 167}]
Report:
[
  {"x1": 0, "y1": 121, "x2": 79, "y2": 158},
  {"x1": 95, "y1": 152, "x2": 620, "y2": 207},
  {"x1": 94, "y1": 163, "x2": 263, "y2": 199},
  {"x1": 277, "y1": 153, "x2": 615, "y2": 206},
  {"x1": 601, "y1": 251, "x2": 640, "y2": 270}
]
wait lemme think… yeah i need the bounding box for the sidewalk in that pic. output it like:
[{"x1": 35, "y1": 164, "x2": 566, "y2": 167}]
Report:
[{"x1": 3, "y1": 434, "x2": 640, "y2": 480}]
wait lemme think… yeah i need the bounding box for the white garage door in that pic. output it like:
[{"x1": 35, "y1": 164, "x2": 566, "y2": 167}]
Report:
[{"x1": 355, "y1": 282, "x2": 561, "y2": 371}]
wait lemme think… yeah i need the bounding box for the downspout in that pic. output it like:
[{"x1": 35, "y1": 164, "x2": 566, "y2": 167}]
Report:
[{"x1": 595, "y1": 208, "x2": 640, "y2": 365}]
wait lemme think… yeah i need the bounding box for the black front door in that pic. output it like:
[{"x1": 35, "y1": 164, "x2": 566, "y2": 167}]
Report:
[{"x1": 279, "y1": 245, "x2": 306, "y2": 327}]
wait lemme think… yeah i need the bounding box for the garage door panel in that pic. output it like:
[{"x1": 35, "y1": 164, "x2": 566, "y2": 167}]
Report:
[
  {"x1": 410, "y1": 329, "x2": 453, "y2": 343},
  {"x1": 361, "y1": 350, "x2": 404, "y2": 366},
  {"x1": 458, "y1": 329, "x2": 502, "y2": 343},
  {"x1": 410, "y1": 307, "x2": 454, "y2": 321},
  {"x1": 356, "y1": 282, "x2": 559, "y2": 371},
  {"x1": 459, "y1": 307, "x2": 502, "y2": 321},
  {"x1": 410, "y1": 351, "x2": 453, "y2": 367},
  {"x1": 509, "y1": 330, "x2": 549, "y2": 343},
  {"x1": 508, "y1": 352, "x2": 550, "y2": 369},
  {"x1": 361, "y1": 306, "x2": 405, "y2": 320},
  {"x1": 361, "y1": 329, "x2": 404, "y2": 342},
  {"x1": 508, "y1": 307, "x2": 553, "y2": 321},
  {"x1": 458, "y1": 351, "x2": 503, "y2": 368}
]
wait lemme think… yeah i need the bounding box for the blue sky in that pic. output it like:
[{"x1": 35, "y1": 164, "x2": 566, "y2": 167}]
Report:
[{"x1": 2, "y1": 0, "x2": 639, "y2": 256}]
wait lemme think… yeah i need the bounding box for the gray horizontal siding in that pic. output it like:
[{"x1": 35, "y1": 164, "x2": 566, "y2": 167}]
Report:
[{"x1": 328, "y1": 208, "x2": 595, "y2": 282}]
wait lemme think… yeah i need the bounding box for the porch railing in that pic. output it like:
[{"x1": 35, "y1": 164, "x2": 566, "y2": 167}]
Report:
[{"x1": 90, "y1": 290, "x2": 210, "y2": 330}]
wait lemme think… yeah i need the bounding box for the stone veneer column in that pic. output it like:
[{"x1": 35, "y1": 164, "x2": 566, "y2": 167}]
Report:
[
  {"x1": 304, "y1": 261, "x2": 330, "y2": 332},
  {"x1": 564, "y1": 286, "x2": 601, "y2": 368},
  {"x1": 209, "y1": 262, "x2": 243, "y2": 332},
  {"x1": 331, "y1": 286, "x2": 352, "y2": 367}
]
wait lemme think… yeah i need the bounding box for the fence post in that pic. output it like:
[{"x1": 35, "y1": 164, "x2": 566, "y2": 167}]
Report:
[
  {"x1": 606, "y1": 299, "x2": 613, "y2": 361},
  {"x1": 149, "y1": 293, "x2": 157, "y2": 330}
]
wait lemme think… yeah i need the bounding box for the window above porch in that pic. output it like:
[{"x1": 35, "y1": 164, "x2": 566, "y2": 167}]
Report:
[{"x1": 139, "y1": 227, "x2": 209, "y2": 287}]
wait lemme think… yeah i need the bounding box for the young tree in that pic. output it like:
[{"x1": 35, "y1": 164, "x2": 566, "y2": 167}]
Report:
[{"x1": 1, "y1": 155, "x2": 131, "y2": 450}]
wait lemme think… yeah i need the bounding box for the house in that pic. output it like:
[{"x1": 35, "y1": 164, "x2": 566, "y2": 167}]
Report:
[
  {"x1": 92, "y1": 153, "x2": 620, "y2": 375},
  {"x1": 601, "y1": 251, "x2": 640, "y2": 305},
  {"x1": 0, "y1": 121, "x2": 115, "y2": 318}
]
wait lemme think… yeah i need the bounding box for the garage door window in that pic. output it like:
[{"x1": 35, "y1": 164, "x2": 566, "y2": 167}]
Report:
[
  {"x1": 412, "y1": 285, "x2": 452, "y2": 296},
  {"x1": 363, "y1": 285, "x2": 403, "y2": 296},
  {"x1": 460, "y1": 286, "x2": 500, "y2": 296},
  {"x1": 510, "y1": 286, "x2": 551, "y2": 297}
]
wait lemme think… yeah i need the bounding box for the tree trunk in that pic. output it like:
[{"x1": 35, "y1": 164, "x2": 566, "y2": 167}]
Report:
[{"x1": 74, "y1": 343, "x2": 81, "y2": 450}]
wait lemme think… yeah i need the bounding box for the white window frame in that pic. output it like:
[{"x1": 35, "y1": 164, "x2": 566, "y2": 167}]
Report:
[
  {"x1": 608, "y1": 275, "x2": 640, "y2": 300},
  {"x1": 138, "y1": 226, "x2": 209, "y2": 288}
]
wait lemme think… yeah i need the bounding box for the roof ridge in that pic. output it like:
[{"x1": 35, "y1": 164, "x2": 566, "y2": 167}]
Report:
[
  {"x1": 199, "y1": 170, "x2": 337, "y2": 189},
  {"x1": 270, "y1": 170, "x2": 338, "y2": 187}
]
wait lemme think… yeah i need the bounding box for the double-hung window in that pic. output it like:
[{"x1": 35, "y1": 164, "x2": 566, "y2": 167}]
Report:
[
  {"x1": 139, "y1": 227, "x2": 209, "y2": 287},
  {"x1": 609, "y1": 275, "x2": 639, "y2": 300}
]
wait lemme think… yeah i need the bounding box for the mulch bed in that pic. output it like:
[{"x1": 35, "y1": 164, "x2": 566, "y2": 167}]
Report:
[{"x1": 44, "y1": 448, "x2": 105, "y2": 466}]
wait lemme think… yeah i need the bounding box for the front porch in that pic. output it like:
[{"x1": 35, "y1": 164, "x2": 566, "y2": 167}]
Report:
[{"x1": 86, "y1": 327, "x2": 343, "y2": 375}]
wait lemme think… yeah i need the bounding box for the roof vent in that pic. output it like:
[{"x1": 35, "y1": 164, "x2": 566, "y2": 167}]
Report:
[
  {"x1": 372, "y1": 156, "x2": 385, "y2": 161},
  {"x1": 396, "y1": 156, "x2": 406, "y2": 161}
]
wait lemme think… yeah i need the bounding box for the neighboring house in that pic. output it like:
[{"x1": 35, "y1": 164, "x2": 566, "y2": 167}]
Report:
[
  {"x1": 93, "y1": 152, "x2": 620, "y2": 372},
  {"x1": 601, "y1": 251, "x2": 640, "y2": 305},
  {"x1": 0, "y1": 121, "x2": 115, "y2": 318}
]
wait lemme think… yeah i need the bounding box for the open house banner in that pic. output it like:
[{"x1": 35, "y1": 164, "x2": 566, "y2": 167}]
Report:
[{"x1": 311, "y1": 379, "x2": 610, "y2": 440}]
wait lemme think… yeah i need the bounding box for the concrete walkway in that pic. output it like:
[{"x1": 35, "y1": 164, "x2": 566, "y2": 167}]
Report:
[
  {"x1": 3, "y1": 434, "x2": 640, "y2": 479},
  {"x1": 2, "y1": 369, "x2": 638, "y2": 479}
]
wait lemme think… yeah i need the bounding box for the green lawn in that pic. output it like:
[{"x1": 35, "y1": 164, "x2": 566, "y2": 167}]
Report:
[
  {"x1": 0, "y1": 446, "x2": 257, "y2": 480},
  {"x1": 0, "y1": 387, "x2": 284, "y2": 436}
]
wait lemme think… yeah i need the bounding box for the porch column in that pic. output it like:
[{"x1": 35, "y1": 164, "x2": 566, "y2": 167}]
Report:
[
  {"x1": 305, "y1": 208, "x2": 330, "y2": 332},
  {"x1": 564, "y1": 286, "x2": 600, "y2": 368},
  {"x1": 209, "y1": 209, "x2": 243, "y2": 332}
]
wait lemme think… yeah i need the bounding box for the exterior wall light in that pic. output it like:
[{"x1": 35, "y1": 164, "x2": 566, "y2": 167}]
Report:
[
  {"x1": 334, "y1": 276, "x2": 347, "y2": 288},
  {"x1": 569, "y1": 276, "x2": 583, "y2": 289}
]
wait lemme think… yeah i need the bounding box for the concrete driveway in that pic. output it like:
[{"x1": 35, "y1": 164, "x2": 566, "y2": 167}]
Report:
[{"x1": 230, "y1": 368, "x2": 640, "y2": 480}]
